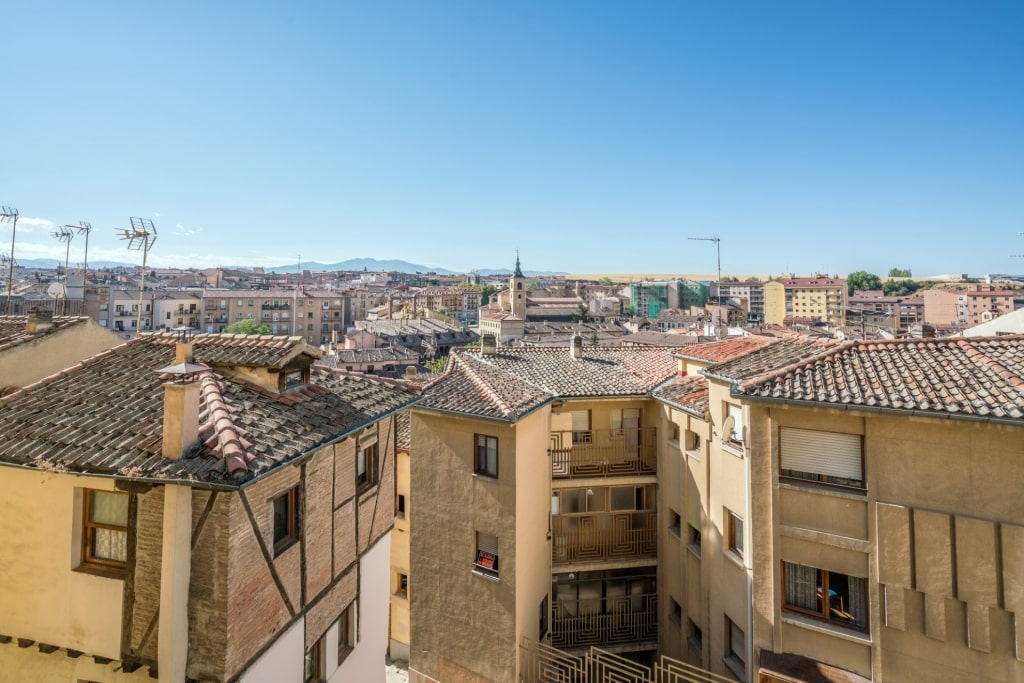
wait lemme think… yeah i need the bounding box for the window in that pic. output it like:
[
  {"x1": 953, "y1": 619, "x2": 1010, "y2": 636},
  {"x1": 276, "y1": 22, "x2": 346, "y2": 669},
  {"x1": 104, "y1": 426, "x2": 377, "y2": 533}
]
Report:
[
  {"x1": 356, "y1": 443, "x2": 378, "y2": 491},
  {"x1": 685, "y1": 430, "x2": 702, "y2": 459},
  {"x1": 539, "y1": 594, "x2": 549, "y2": 640},
  {"x1": 668, "y1": 509, "x2": 681, "y2": 538},
  {"x1": 474, "y1": 434, "x2": 498, "y2": 478},
  {"x1": 780, "y1": 427, "x2": 864, "y2": 490},
  {"x1": 726, "y1": 509, "x2": 743, "y2": 559},
  {"x1": 338, "y1": 601, "x2": 357, "y2": 663},
  {"x1": 783, "y1": 561, "x2": 868, "y2": 630},
  {"x1": 724, "y1": 403, "x2": 744, "y2": 446},
  {"x1": 669, "y1": 597, "x2": 682, "y2": 627},
  {"x1": 395, "y1": 572, "x2": 408, "y2": 598},
  {"x1": 473, "y1": 532, "x2": 499, "y2": 579},
  {"x1": 570, "y1": 410, "x2": 592, "y2": 443},
  {"x1": 724, "y1": 616, "x2": 745, "y2": 680},
  {"x1": 397, "y1": 494, "x2": 406, "y2": 518},
  {"x1": 304, "y1": 635, "x2": 325, "y2": 683},
  {"x1": 687, "y1": 523, "x2": 701, "y2": 556},
  {"x1": 687, "y1": 618, "x2": 703, "y2": 654},
  {"x1": 272, "y1": 488, "x2": 299, "y2": 556},
  {"x1": 670, "y1": 422, "x2": 680, "y2": 442},
  {"x1": 81, "y1": 489, "x2": 129, "y2": 570}
]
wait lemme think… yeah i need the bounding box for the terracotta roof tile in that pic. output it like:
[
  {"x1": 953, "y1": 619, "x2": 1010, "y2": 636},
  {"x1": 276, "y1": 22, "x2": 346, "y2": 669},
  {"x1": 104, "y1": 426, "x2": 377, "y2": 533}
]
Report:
[
  {"x1": 672, "y1": 335, "x2": 779, "y2": 364},
  {"x1": 652, "y1": 375, "x2": 708, "y2": 417},
  {"x1": 0, "y1": 316, "x2": 91, "y2": 353},
  {"x1": 0, "y1": 335, "x2": 420, "y2": 485},
  {"x1": 420, "y1": 347, "x2": 681, "y2": 421},
  {"x1": 736, "y1": 335, "x2": 1024, "y2": 422}
]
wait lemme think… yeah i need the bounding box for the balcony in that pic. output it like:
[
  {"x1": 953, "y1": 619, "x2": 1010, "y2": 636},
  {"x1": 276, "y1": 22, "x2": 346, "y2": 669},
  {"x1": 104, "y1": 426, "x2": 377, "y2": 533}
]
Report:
[
  {"x1": 550, "y1": 428, "x2": 656, "y2": 478},
  {"x1": 551, "y1": 511, "x2": 656, "y2": 565},
  {"x1": 551, "y1": 595, "x2": 657, "y2": 649},
  {"x1": 261, "y1": 302, "x2": 290, "y2": 310}
]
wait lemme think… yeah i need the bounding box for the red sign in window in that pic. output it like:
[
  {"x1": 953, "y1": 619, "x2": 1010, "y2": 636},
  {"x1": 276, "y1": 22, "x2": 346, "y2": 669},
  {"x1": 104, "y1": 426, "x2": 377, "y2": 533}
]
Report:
[{"x1": 475, "y1": 550, "x2": 497, "y2": 570}]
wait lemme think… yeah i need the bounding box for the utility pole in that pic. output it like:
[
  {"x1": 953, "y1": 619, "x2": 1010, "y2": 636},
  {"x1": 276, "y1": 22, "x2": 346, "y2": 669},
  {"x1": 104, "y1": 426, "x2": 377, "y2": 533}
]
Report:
[{"x1": 1, "y1": 207, "x2": 18, "y2": 314}]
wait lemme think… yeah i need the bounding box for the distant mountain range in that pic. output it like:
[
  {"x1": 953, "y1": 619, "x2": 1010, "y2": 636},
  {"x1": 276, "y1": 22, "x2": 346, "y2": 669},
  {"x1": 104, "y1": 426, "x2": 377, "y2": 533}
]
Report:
[{"x1": 15, "y1": 257, "x2": 563, "y2": 277}]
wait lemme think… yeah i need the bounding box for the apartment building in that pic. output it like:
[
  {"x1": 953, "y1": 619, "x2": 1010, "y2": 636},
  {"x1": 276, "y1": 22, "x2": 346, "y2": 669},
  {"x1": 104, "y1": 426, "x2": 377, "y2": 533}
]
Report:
[
  {"x1": 764, "y1": 276, "x2": 847, "y2": 327},
  {"x1": 714, "y1": 280, "x2": 766, "y2": 323},
  {"x1": 653, "y1": 335, "x2": 837, "y2": 682},
  {"x1": 0, "y1": 332, "x2": 419, "y2": 683},
  {"x1": 151, "y1": 291, "x2": 202, "y2": 331},
  {"x1": 733, "y1": 335, "x2": 1024, "y2": 682},
  {"x1": 409, "y1": 336, "x2": 680, "y2": 682},
  {"x1": 629, "y1": 280, "x2": 709, "y2": 318},
  {"x1": 414, "y1": 286, "x2": 481, "y2": 315},
  {"x1": 923, "y1": 285, "x2": 1016, "y2": 330},
  {"x1": 389, "y1": 413, "x2": 412, "y2": 661}
]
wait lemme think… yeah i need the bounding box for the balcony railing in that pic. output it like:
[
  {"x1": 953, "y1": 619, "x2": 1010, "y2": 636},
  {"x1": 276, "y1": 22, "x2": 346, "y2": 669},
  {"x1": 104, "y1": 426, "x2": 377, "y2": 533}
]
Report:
[
  {"x1": 552, "y1": 511, "x2": 656, "y2": 565},
  {"x1": 261, "y1": 302, "x2": 290, "y2": 310},
  {"x1": 550, "y1": 428, "x2": 656, "y2": 478},
  {"x1": 551, "y1": 595, "x2": 657, "y2": 649}
]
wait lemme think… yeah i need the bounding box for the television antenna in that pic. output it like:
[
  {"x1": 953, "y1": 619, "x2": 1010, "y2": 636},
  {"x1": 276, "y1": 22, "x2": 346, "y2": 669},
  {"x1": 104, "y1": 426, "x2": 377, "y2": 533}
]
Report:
[
  {"x1": 688, "y1": 235, "x2": 721, "y2": 290},
  {"x1": 50, "y1": 226, "x2": 74, "y2": 315},
  {"x1": 119, "y1": 217, "x2": 157, "y2": 336},
  {"x1": 1, "y1": 206, "x2": 18, "y2": 315},
  {"x1": 64, "y1": 221, "x2": 92, "y2": 291}
]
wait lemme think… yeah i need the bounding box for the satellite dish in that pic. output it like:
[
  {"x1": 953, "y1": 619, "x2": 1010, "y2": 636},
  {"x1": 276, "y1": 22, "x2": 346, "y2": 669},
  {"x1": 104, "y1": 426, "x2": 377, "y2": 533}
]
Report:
[
  {"x1": 46, "y1": 282, "x2": 66, "y2": 298},
  {"x1": 721, "y1": 415, "x2": 735, "y2": 443}
]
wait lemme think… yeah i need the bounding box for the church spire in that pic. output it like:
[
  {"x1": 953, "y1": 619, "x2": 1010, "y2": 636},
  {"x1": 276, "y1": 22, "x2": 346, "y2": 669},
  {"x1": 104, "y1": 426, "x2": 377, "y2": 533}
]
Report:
[{"x1": 513, "y1": 250, "x2": 524, "y2": 278}]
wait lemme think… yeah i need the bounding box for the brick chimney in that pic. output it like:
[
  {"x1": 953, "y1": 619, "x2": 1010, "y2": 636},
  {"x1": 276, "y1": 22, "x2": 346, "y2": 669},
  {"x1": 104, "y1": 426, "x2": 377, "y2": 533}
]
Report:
[{"x1": 26, "y1": 309, "x2": 54, "y2": 334}]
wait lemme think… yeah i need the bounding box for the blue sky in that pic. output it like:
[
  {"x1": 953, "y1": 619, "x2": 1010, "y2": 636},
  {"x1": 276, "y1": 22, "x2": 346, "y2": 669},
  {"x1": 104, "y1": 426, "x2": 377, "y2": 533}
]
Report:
[{"x1": 3, "y1": 1, "x2": 1022, "y2": 277}]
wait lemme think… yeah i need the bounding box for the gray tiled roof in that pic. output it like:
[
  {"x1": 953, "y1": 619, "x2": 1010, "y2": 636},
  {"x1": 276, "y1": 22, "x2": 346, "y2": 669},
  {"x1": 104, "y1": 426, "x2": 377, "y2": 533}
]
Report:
[
  {"x1": 0, "y1": 316, "x2": 90, "y2": 352},
  {"x1": 703, "y1": 338, "x2": 839, "y2": 382},
  {"x1": 419, "y1": 347, "x2": 680, "y2": 421},
  {"x1": 735, "y1": 335, "x2": 1024, "y2": 422},
  {"x1": 0, "y1": 335, "x2": 419, "y2": 486}
]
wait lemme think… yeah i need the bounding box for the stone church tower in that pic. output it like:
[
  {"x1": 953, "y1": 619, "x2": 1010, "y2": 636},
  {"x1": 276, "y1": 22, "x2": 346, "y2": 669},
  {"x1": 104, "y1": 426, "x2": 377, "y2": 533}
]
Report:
[{"x1": 510, "y1": 253, "x2": 527, "y2": 319}]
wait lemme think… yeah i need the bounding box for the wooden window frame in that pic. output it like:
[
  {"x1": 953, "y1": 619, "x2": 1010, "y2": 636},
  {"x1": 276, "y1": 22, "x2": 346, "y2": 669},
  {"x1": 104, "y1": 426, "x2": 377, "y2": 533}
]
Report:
[
  {"x1": 782, "y1": 561, "x2": 869, "y2": 632},
  {"x1": 726, "y1": 508, "x2": 743, "y2": 559},
  {"x1": 356, "y1": 442, "x2": 379, "y2": 492},
  {"x1": 474, "y1": 434, "x2": 498, "y2": 478},
  {"x1": 81, "y1": 489, "x2": 129, "y2": 573},
  {"x1": 272, "y1": 487, "x2": 299, "y2": 557},
  {"x1": 304, "y1": 634, "x2": 325, "y2": 683},
  {"x1": 338, "y1": 601, "x2": 357, "y2": 664}
]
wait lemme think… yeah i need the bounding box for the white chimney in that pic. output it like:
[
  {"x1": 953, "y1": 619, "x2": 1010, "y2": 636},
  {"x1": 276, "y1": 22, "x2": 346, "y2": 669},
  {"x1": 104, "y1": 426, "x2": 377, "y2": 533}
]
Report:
[{"x1": 569, "y1": 334, "x2": 583, "y2": 360}]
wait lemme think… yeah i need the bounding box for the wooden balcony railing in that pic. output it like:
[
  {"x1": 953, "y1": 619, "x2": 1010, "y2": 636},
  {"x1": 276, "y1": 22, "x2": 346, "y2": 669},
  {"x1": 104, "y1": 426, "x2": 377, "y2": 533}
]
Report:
[
  {"x1": 550, "y1": 428, "x2": 656, "y2": 478},
  {"x1": 551, "y1": 595, "x2": 657, "y2": 649},
  {"x1": 551, "y1": 511, "x2": 657, "y2": 565}
]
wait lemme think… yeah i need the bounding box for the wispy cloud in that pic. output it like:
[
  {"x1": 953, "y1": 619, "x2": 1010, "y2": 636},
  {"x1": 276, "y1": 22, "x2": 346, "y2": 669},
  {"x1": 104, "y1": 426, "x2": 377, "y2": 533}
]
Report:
[
  {"x1": 174, "y1": 223, "x2": 203, "y2": 236},
  {"x1": 9, "y1": 216, "x2": 54, "y2": 234},
  {"x1": 154, "y1": 212, "x2": 161, "y2": 218}
]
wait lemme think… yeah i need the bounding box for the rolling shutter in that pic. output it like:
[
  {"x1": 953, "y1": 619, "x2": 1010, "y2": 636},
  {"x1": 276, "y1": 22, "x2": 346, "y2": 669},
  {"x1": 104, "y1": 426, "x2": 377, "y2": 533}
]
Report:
[
  {"x1": 571, "y1": 410, "x2": 591, "y2": 431},
  {"x1": 781, "y1": 428, "x2": 862, "y2": 481}
]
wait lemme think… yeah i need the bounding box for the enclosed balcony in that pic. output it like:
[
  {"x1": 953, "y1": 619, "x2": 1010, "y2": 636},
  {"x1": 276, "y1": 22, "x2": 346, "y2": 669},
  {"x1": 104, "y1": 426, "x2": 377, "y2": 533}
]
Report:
[
  {"x1": 551, "y1": 570, "x2": 657, "y2": 649},
  {"x1": 551, "y1": 484, "x2": 657, "y2": 566},
  {"x1": 549, "y1": 428, "x2": 656, "y2": 478}
]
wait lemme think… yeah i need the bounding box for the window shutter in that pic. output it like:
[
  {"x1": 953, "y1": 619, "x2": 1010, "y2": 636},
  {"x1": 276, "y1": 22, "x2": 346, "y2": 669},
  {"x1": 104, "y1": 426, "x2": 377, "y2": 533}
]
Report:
[
  {"x1": 571, "y1": 410, "x2": 590, "y2": 431},
  {"x1": 781, "y1": 428, "x2": 862, "y2": 480},
  {"x1": 478, "y1": 533, "x2": 498, "y2": 556}
]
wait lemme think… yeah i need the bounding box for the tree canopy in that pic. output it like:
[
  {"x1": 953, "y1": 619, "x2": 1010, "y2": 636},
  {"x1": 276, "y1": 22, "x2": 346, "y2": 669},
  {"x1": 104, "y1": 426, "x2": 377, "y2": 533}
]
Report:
[
  {"x1": 225, "y1": 319, "x2": 272, "y2": 335},
  {"x1": 888, "y1": 267, "x2": 912, "y2": 278},
  {"x1": 846, "y1": 271, "x2": 882, "y2": 295}
]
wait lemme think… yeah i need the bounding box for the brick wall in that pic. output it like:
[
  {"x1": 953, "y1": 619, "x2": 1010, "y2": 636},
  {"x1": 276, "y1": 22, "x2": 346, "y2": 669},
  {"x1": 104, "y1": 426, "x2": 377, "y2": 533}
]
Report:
[
  {"x1": 128, "y1": 487, "x2": 164, "y2": 664},
  {"x1": 186, "y1": 490, "x2": 229, "y2": 680}
]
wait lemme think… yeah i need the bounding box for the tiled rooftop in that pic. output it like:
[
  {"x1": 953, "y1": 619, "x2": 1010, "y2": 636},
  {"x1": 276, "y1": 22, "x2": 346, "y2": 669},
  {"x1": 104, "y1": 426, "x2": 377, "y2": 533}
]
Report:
[
  {"x1": 0, "y1": 316, "x2": 90, "y2": 352},
  {"x1": 170, "y1": 332, "x2": 322, "y2": 367},
  {"x1": 652, "y1": 375, "x2": 708, "y2": 417},
  {"x1": 0, "y1": 335, "x2": 419, "y2": 485},
  {"x1": 704, "y1": 338, "x2": 839, "y2": 382},
  {"x1": 736, "y1": 335, "x2": 1024, "y2": 422},
  {"x1": 420, "y1": 346, "x2": 680, "y2": 420},
  {"x1": 672, "y1": 335, "x2": 778, "y2": 364}
]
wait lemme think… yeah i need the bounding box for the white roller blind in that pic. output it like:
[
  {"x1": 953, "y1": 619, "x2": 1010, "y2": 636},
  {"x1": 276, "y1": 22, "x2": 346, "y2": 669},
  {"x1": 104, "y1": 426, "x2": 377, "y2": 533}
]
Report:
[
  {"x1": 571, "y1": 410, "x2": 590, "y2": 431},
  {"x1": 781, "y1": 427, "x2": 862, "y2": 481},
  {"x1": 478, "y1": 532, "x2": 498, "y2": 555}
]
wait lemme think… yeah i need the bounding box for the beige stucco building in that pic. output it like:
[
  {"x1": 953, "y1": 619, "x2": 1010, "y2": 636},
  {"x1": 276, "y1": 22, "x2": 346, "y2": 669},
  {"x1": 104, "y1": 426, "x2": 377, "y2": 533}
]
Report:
[
  {"x1": 0, "y1": 311, "x2": 124, "y2": 393},
  {"x1": 764, "y1": 276, "x2": 847, "y2": 327},
  {"x1": 0, "y1": 332, "x2": 419, "y2": 683},
  {"x1": 733, "y1": 335, "x2": 1024, "y2": 682}
]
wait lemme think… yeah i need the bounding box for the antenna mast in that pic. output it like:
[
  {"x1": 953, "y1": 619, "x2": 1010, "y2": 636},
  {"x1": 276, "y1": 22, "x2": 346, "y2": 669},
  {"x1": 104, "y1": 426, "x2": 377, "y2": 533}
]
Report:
[
  {"x1": 50, "y1": 226, "x2": 74, "y2": 315},
  {"x1": 119, "y1": 217, "x2": 157, "y2": 336},
  {"x1": 1, "y1": 206, "x2": 18, "y2": 315},
  {"x1": 65, "y1": 221, "x2": 92, "y2": 294}
]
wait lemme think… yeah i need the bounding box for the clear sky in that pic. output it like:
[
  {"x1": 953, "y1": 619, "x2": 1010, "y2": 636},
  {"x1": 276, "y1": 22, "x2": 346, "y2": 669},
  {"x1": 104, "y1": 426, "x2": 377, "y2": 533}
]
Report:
[{"x1": 3, "y1": 1, "x2": 1022, "y2": 277}]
